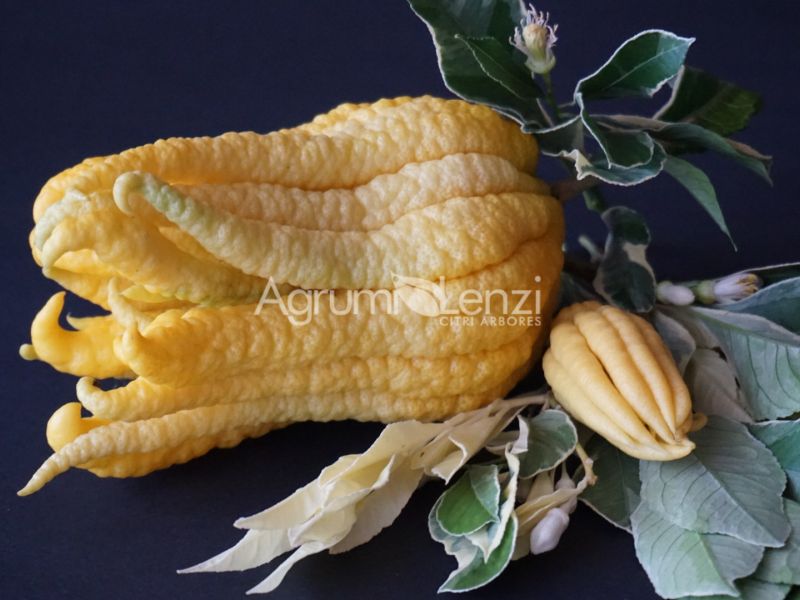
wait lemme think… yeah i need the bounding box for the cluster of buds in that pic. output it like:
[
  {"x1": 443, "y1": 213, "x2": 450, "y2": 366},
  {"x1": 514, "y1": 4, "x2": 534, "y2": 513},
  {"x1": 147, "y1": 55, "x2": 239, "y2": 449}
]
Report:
[
  {"x1": 510, "y1": 4, "x2": 558, "y2": 75},
  {"x1": 656, "y1": 272, "x2": 763, "y2": 306}
]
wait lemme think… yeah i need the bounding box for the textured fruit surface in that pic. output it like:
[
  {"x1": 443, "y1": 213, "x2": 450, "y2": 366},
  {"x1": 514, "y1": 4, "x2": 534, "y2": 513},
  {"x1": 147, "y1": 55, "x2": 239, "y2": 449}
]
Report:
[
  {"x1": 543, "y1": 301, "x2": 702, "y2": 461},
  {"x1": 20, "y1": 96, "x2": 564, "y2": 494}
]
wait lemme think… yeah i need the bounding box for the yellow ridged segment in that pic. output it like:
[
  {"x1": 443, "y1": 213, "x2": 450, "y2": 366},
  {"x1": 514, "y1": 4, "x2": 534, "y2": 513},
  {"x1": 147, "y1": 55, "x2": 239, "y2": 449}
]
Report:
[
  {"x1": 27, "y1": 402, "x2": 282, "y2": 488},
  {"x1": 20, "y1": 368, "x2": 525, "y2": 496},
  {"x1": 33, "y1": 97, "x2": 537, "y2": 220},
  {"x1": 116, "y1": 171, "x2": 555, "y2": 289},
  {"x1": 571, "y1": 308, "x2": 673, "y2": 443},
  {"x1": 22, "y1": 293, "x2": 132, "y2": 379},
  {"x1": 78, "y1": 328, "x2": 537, "y2": 421},
  {"x1": 115, "y1": 235, "x2": 562, "y2": 386},
  {"x1": 170, "y1": 154, "x2": 549, "y2": 232},
  {"x1": 40, "y1": 200, "x2": 266, "y2": 305}
]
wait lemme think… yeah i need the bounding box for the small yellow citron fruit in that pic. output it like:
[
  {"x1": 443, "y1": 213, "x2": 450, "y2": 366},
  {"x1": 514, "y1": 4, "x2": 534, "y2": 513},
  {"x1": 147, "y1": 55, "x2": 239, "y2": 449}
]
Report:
[{"x1": 542, "y1": 301, "x2": 705, "y2": 461}]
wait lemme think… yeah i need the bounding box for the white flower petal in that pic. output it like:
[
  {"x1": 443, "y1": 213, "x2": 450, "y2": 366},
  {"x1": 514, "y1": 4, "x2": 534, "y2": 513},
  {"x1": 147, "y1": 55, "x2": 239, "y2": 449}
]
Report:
[
  {"x1": 287, "y1": 505, "x2": 359, "y2": 547},
  {"x1": 235, "y1": 455, "x2": 357, "y2": 530},
  {"x1": 530, "y1": 507, "x2": 570, "y2": 555},
  {"x1": 331, "y1": 462, "x2": 424, "y2": 554},
  {"x1": 178, "y1": 528, "x2": 293, "y2": 574},
  {"x1": 246, "y1": 540, "x2": 332, "y2": 595}
]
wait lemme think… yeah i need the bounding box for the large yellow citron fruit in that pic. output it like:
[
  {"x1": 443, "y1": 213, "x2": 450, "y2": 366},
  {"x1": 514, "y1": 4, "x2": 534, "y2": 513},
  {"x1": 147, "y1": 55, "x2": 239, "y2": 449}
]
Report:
[{"x1": 20, "y1": 96, "x2": 566, "y2": 495}]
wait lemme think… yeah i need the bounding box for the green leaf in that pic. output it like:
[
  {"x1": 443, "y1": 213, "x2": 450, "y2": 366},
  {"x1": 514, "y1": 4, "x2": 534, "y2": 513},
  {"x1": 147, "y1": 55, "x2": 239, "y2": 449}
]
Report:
[
  {"x1": 658, "y1": 305, "x2": 725, "y2": 349},
  {"x1": 749, "y1": 263, "x2": 800, "y2": 286},
  {"x1": 725, "y1": 277, "x2": 800, "y2": 333},
  {"x1": 684, "y1": 348, "x2": 752, "y2": 422},
  {"x1": 680, "y1": 579, "x2": 792, "y2": 600},
  {"x1": 468, "y1": 451, "x2": 519, "y2": 561},
  {"x1": 656, "y1": 66, "x2": 762, "y2": 136},
  {"x1": 438, "y1": 513, "x2": 518, "y2": 592},
  {"x1": 429, "y1": 495, "x2": 483, "y2": 565},
  {"x1": 515, "y1": 410, "x2": 578, "y2": 478},
  {"x1": 603, "y1": 115, "x2": 772, "y2": 183},
  {"x1": 579, "y1": 435, "x2": 641, "y2": 532},
  {"x1": 657, "y1": 124, "x2": 772, "y2": 182},
  {"x1": 576, "y1": 30, "x2": 694, "y2": 100},
  {"x1": 734, "y1": 580, "x2": 791, "y2": 600},
  {"x1": 456, "y1": 35, "x2": 541, "y2": 100},
  {"x1": 431, "y1": 454, "x2": 520, "y2": 593},
  {"x1": 690, "y1": 307, "x2": 800, "y2": 420},
  {"x1": 408, "y1": 0, "x2": 546, "y2": 126},
  {"x1": 583, "y1": 187, "x2": 607, "y2": 212},
  {"x1": 561, "y1": 143, "x2": 667, "y2": 186},
  {"x1": 640, "y1": 416, "x2": 790, "y2": 547},
  {"x1": 632, "y1": 502, "x2": 764, "y2": 599},
  {"x1": 663, "y1": 155, "x2": 734, "y2": 246},
  {"x1": 528, "y1": 116, "x2": 584, "y2": 157},
  {"x1": 756, "y1": 499, "x2": 800, "y2": 585},
  {"x1": 593, "y1": 206, "x2": 656, "y2": 312},
  {"x1": 436, "y1": 465, "x2": 501, "y2": 536},
  {"x1": 750, "y1": 421, "x2": 800, "y2": 500},
  {"x1": 583, "y1": 112, "x2": 656, "y2": 168},
  {"x1": 652, "y1": 310, "x2": 697, "y2": 374},
  {"x1": 579, "y1": 90, "x2": 655, "y2": 168}
]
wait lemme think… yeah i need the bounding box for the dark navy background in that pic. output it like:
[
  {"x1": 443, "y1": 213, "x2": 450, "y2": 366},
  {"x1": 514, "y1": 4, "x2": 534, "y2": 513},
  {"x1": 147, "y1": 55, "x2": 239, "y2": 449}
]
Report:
[{"x1": 1, "y1": 1, "x2": 798, "y2": 599}]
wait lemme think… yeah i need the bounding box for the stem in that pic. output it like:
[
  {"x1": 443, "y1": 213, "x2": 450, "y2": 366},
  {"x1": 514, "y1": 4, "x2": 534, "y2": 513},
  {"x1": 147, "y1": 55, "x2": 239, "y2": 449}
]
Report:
[
  {"x1": 550, "y1": 175, "x2": 600, "y2": 202},
  {"x1": 539, "y1": 71, "x2": 610, "y2": 212},
  {"x1": 542, "y1": 72, "x2": 561, "y2": 122},
  {"x1": 574, "y1": 442, "x2": 597, "y2": 486},
  {"x1": 577, "y1": 235, "x2": 603, "y2": 263},
  {"x1": 536, "y1": 98, "x2": 554, "y2": 128}
]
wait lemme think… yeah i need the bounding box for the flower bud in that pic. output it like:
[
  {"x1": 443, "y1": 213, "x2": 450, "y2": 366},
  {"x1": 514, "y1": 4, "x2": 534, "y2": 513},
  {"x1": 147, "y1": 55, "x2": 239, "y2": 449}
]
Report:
[
  {"x1": 510, "y1": 5, "x2": 558, "y2": 75},
  {"x1": 530, "y1": 507, "x2": 570, "y2": 555},
  {"x1": 543, "y1": 301, "x2": 705, "y2": 461},
  {"x1": 691, "y1": 272, "x2": 762, "y2": 305},
  {"x1": 656, "y1": 281, "x2": 695, "y2": 306},
  {"x1": 713, "y1": 273, "x2": 762, "y2": 304}
]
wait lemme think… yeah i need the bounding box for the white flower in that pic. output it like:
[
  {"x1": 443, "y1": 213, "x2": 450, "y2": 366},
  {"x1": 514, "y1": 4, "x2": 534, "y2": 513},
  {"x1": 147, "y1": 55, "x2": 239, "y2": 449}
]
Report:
[
  {"x1": 691, "y1": 272, "x2": 762, "y2": 305},
  {"x1": 510, "y1": 4, "x2": 558, "y2": 75},
  {"x1": 656, "y1": 281, "x2": 696, "y2": 306},
  {"x1": 713, "y1": 272, "x2": 762, "y2": 304},
  {"x1": 529, "y1": 506, "x2": 570, "y2": 554}
]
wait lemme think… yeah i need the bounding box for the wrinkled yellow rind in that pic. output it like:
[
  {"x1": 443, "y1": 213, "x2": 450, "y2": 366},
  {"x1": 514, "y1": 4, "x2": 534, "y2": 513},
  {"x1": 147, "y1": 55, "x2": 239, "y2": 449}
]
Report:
[
  {"x1": 115, "y1": 232, "x2": 561, "y2": 386},
  {"x1": 171, "y1": 154, "x2": 549, "y2": 232},
  {"x1": 33, "y1": 97, "x2": 538, "y2": 221},
  {"x1": 79, "y1": 328, "x2": 538, "y2": 420},
  {"x1": 20, "y1": 364, "x2": 527, "y2": 495},
  {"x1": 24, "y1": 293, "x2": 132, "y2": 379}
]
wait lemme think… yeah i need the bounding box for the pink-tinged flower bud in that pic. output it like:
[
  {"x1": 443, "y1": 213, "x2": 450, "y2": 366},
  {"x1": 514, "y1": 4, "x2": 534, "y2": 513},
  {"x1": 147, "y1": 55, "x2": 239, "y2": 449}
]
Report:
[
  {"x1": 692, "y1": 272, "x2": 762, "y2": 305},
  {"x1": 713, "y1": 273, "x2": 762, "y2": 304}
]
